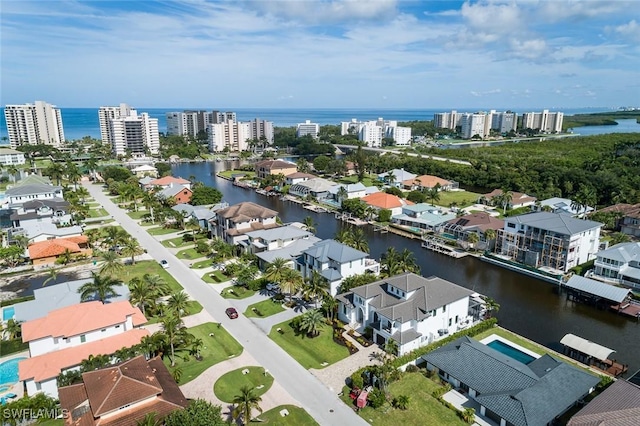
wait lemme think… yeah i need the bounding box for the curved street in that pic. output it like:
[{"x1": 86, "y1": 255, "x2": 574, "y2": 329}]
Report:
[{"x1": 83, "y1": 181, "x2": 367, "y2": 426}]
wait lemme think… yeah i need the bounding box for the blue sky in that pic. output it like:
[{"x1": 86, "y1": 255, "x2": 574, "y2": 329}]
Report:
[{"x1": 1, "y1": 0, "x2": 639, "y2": 109}]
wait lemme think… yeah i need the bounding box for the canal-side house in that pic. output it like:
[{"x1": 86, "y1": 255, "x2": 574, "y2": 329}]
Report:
[
  {"x1": 328, "y1": 183, "x2": 367, "y2": 203},
  {"x1": 28, "y1": 236, "x2": 92, "y2": 269},
  {"x1": 58, "y1": 356, "x2": 188, "y2": 426},
  {"x1": 209, "y1": 201, "x2": 279, "y2": 245},
  {"x1": 140, "y1": 175, "x2": 191, "y2": 191},
  {"x1": 422, "y1": 336, "x2": 600, "y2": 426},
  {"x1": 392, "y1": 204, "x2": 457, "y2": 233},
  {"x1": 479, "y1": 189, "x2": 537, "y2": 210},
  {"x1": 362, "y1": 192, "x2": 412, "y2": 217},
  {"x1": 255, "y1": 159, "x2": 297, "y2": 180},
  {"x1": 247, "y1": 225, "x2": 321, "y2": 270},
  {"x1": 19, "y1": 301, "x2": 148, "y2": 399},
  {"x1": 131, "y1": 164, "x2": 158, "y2": 178},
  {"x1": 443, "y1": 212, "x2": 504, "y2": 249},
  {"x1": 377, "y1": 168, "x2": 416, "y2": 187},
  {"x1": 284, "y1": 172, "x2": 316, "y2": 186},
  {"x1": 533, "y1": 197, "x2": 594, "y2": 218},
  {"x1": 590, "y1": 242, "x2": 640, "y2": 290},
  {"x1": 568, "y1": 379, "x2": 640, "y2": 426},
  {"x1": 157, "y1": 183, "x2": 193, "y2": 204},
  {"x1": 5, "y1": 175, "x2": 64, "y2": 207},
  {"x1": 495, "y1": 212, "x2": 602, "y2": 273},
  {"x1": 9, "y1": 199, "x2": 72, "y2": 228},
  {"x1": 288, "y1": 178, "x2": 335, "y2": 201},
  {"x1": 595, "y1": 203, "x2": 640, "y2": 238},
  {"x1": 336, "y1": 273, "x2": 477, "y2": 355},
  {"x1": 402, "y1": 175, "x2": 459, "y2": 191},
  {"x1": 297, "y1": 239, "x2": 380, "y2": 296}
]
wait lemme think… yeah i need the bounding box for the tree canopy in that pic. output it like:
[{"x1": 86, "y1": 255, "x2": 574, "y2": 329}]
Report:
[{"x1": 190, "y1": 185, "x2": 223, "y2": 205}]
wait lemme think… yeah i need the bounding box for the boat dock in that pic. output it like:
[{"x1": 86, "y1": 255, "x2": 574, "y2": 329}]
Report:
[
  {"x1": 421, "y1": 237, "x2": 469, "y2": 258},
  {"x1": 560, "y1": 333, "x2": 629, "y2": 377},
  {"x1": 335, "y1": 212, "x2": 367, "y2": 226},
  {"x1": 611, "y1": 300, "x2": 640, "y2": 320},
  {"x1": 303, "y1": 203, "x2": 329, "y2": 213}
]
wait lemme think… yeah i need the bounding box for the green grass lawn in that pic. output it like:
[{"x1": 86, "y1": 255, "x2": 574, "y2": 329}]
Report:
[
  {"x1": 146, "y1": 300, "x2": 203, "y2": 324},
  {"x1": 218, "y1": 169, "x2": 256, "y2": 179},
  {"x1": 201, "y1": 271, "x2": 231, "y2": 284},
  {"x1": 163, "y1": 322, "x2": 243, "y2": 385},
  {"x1": 342, "y1": 373, "x2": 466, "y2": 426},
  {"x1": 86, "y1": 207, "x2": 109, "y2": 218},
  {"x1": 162, "y1": 236, "x2": 196, "y2": 249},
  {"x1": 220, "y1": 286, "x2": 255, "y2": 299},
  {"x1": 127, "y1": 210, "x2": 148, "y2": 220},
  {"x1": 338, "y1": 174, "x2": 381, "y2": 187},
  {"x1": 268, "y1": 319, "x2": 350, "y2": 369},
  {"x1": 110, "y1": 260, "x2": 183, "y2": 292},
  {"x1": 177, "y1": 247, "x2": 206, "y2": 260},
  {"x1": 191, "y1": 258, "x2": 214, "y2": 269},
  {"x1": 147, "y1": 226, "x2": 183, "y2": 236},
  {"x1": 256, "y1": 405, "x2": 319, "y2": 425},
  {"x1": 434, "y1": 190, "x2": 481, "y2": 208},
  {"x1": 213, "y1": 366, "x2": 274, "y2": 402},
  {"x1": 245, "y1": 299, "x2": 285, "y2": 318}
]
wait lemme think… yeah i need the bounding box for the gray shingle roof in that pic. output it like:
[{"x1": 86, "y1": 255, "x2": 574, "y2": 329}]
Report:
[
  {"x1": 255, "y1": 236, "x2": 321, "y2": 264},
  {"x1": 597, "y1": 242, "x2": 640, "y2": 264},
  {"x1": 321, "y1": 268, "x2": 343, "y2": 282},
  {"x1": 565, "y1": 275, "x2": 631, "y2": 304},
  {"x1": 302, "y1": 239, "x2": 368, "y2": 263},
  {"x1": 6, "y1": 183, "x2": 62, "y2": 196},
  {"x1": 246, "y1": 225, "x2": 312, "y2": 242},
  {"x1": 505, "y1": 212, "x2": 602, "y2": 236},
  {"x1": 568, "y1": 379, "x2": 640, "y2": 426},
  {"x1": 424, "y1": 337, "x2": 599, "y2": 426},
  {"x1": 216, "y1": 202, "x2": 278, "y2": 222}
]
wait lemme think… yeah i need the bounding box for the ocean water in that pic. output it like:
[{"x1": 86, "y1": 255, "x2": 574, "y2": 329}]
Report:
[{"x1": 0, "y1": 106, "x2": 625, "y2": 141}]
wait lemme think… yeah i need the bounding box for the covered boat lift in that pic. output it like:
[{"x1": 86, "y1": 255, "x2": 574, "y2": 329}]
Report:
[
  {"x1": 563, "y1": 275, "x2": 632, "y2": 310},
  {"x1": 560, "y1": 333, "x2": 628, "y2": 377}
]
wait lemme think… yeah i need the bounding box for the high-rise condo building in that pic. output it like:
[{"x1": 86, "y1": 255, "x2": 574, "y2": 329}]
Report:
[
  {"x1": 109, "y1": 111, "x2": 160, "y2": 156},
  {"x1": 248, "y1": 119, "x2": 274, "y2": 144},
  {"x1": 4, "y1": 101, "x2": 65, "y2": 148},
  {"x1": 207, "y1": 121, "x2": 251, "y2": 152},
  {"x1": 460, "y1": 113, "x2": 486, "y2": 139},
  {"x1": 99, "y1": 103, "x2": 134, "y2": 143},
  {"x1": 297, "y1": 120, "x2": 320, "y2": 139},
  {"x1": 433, "y1": 110, "x2": 460, "y2": 130},
  {"x1": 340, "y1": 118, "x2": 406, "y2": 147},
  {"x1": 521, "y1": 110, "x2": 564, "y2": 133},
  {"x1": 386, "y1": 126, "x2": 412, "y2": 146},
  {"x1": 166, "y1": 110, "x2": 213, "y2": 137}
]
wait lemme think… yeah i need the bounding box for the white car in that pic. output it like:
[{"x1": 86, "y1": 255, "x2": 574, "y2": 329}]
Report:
[{"x1": 160, "y1": 260, "x2": 169, "y2": 269}]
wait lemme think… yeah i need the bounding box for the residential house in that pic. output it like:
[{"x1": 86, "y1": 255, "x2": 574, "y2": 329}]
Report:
[
  {"x1": 479, "y1": 189, "x2": 537, "y2": 210},
  {"x1": 297, "y1": 239, "x2": 380, "y2": 296},
  {"x1": 255, "y1": 159, "x2": 297, "y2": 180},
  {"x1": 10, "y1": 199, "x2": 72, "y2": 228},
  {"x1": 533, "y1": 197, "x2": 594, "y2": 217},
  {"x1": 289, "y1": 178, "x2": 335, "y2": 200},
  {"x1": 130, "y1": 164, "x2": 158, "y2": 177},
  {"x1": 13, "y1": 279, "x2": 130, "y2": 322},
  {"x1": 28, "y1": 236, "x2": 92, "y2": 268},
  {"x1": 590, "y1": 242, "x2": 640, "y2": 290},
  {"x1": 9, "y1": 222, "x2": 84, "y2": 244},
  {"x1": 284, "y1": 172, "x2": 316, "y2": 186},
  {"x1": 423, "y1": 336, "x2": 599, "y2": 426},
  {"x1": 209, "y1": 201, "x2": 279, "y2": 245},
  {"x1": 328, "y1": 183, "x2": 367, "y2": 203},
  {"x1": 443, "y1": 212, "x2": 505, "y2": 249},
  {"x1": 5, "y1": 175, "x2": 64, "y2": 207},
  {"x1": 496, "y1": 212, "x2": 602, "y2": 273},
  {"x1": 337, "y1": 273, "x2": 478, "y2": 354},
  {"x1": 568, "y1": 379, "x2": 640, "y2": 426},
  {"x1": 59, "y1": 356, "x2": 188, "y2": 426},
  {"x1": 619, "y1": 205, "x2": 640, "y2": 238},
  {"x1": 19, "y1": 301, "x2": 148, "y2": 398},
  {"x1": 392, "y1": 204, "x2": 457, "y2": 233},
  {"x1": 158, "y1": 183, "x2": 192, "y2": 204},
  {"x1": 362, "y1": 192, "x2": 412, "y2": 216},
  {"x1": 141, "y1": 176, "x2": 191, "y2": 191},
  {"x1": 0, "y1": 148, "x2": 26, "y2": 165},
  {"x1": 245, "y1": 224, "x2": 321, "y2": 269},
  {"x1": 173, "y1": 202, "x2": 228, "y2": 231},
  {"x1": 377, "y1": 168, "x2": 416, "y2": 187},
  {"x1": 402, "y1": 175, "x2": 458, "y2": 191}
]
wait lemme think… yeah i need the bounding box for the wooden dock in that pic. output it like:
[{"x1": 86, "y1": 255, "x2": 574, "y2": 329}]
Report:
[
  {"x1": 335, "y1": 213, "x2": 367, "y2": 226},
  {"x1": 611, "y1": 300, "x2": 640, "y2": 320},
  {"x1": 421, "y1": 237, "x2": 469, "y2": 258},
  {"x1": 303, "y1": 203, "x2": 329, "y2": 213}
]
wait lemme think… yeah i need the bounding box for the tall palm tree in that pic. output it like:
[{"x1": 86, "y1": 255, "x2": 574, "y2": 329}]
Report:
[
  {"x1": 425, "y1": 187, "x2": 441, "y2": 206},
  {"x1": 65, "y1": 161, "x2": 82, "y2": 190},
  {"x1": 166, "y1": 291, "x2": 190, "y2": 318},
  {"x1": 280, "y1": 268, "x2": 303, "y2": 302},
  {"x1": 4, "y1": 319, "x2": 21, "y2": 340},
  {"x1": 142, "y1": 273, "x2": 170, "y2": 296},
  {"x1": 500, "y1": 190, "x2": 513, "y2": 215},
  {"x1": 397, "y1": 248, "x2": 420, "y2": 275},
  {"x1": 99, "y1": 250, "x2": 124, "y2": 276},
  {"x1": 186, "y1": 217, "x2": 200, "y2": 247},
  {"x1": 129, "y1": 278, "x2": 158, "y2": 316},
  {"x1": 385, "y1": 170, "x2": 396, "y2": 185},
  {"x1": 7, "y1": 165, "x2": 20, "y2": 183},
  {"x1": 334, "y1": 228, "x2": 350, "y2": 243},
  {"x1": 121, "y1": 237, "x2": 144, "y2": 265},
  {"x1": 43, "y1": 268, "x2": 59, "y2": 287},
  {"x1": 302, "y1": 271, "x2": 329, "y2": 306},
  {"x1": 467, "y1": 232, "x2": 480, "y2": 249},
  {"x1": 263, "y1": 257, "x2": 290, "y2": 283},
  {"x1": 232, "y1": 385, "x2": 263, "y2": 425},
  {"x1": 347, "y1": 227, "x2": 369, "y2": 253},
  {"x1": 161, "y1": 314, "x2": 187, "y2": 367},
  {"x1": 78, "y1": 272, "x2": 120, "y2": 303},
  {"x1": 302, "y1": 216, "x2": 316, "y2": 233},
  {"x1": 299, "y1": 309, "x2": 325, "y2": 337},
  {"x1": 321, "y1": 295, "x2": 338, "y2": 322},
  {"x1": 336, "y1": 186, "x2": 348, "y2": 204}
]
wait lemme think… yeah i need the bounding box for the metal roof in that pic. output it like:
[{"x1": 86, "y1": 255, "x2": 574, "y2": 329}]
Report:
[
  {"x1": 565, "y1": 275, "x2": 631, "y2": 303},
  {"x1": 597, "y1": 242, "x2": 640, "y2": 264},
  {"x1": 505, "y1": 212, "x2": 602, "y2": 236},
  {"x1": 560, "y1": 333, "x2": 615, "y2": 361}
]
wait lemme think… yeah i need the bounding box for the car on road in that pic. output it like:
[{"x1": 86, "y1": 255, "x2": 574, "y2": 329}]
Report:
[
  {"x1": 225, "y1": 307, "x2": 238, "y2": 319},
  {"x1": 160, "y1": 260, "x2": 169, "y2": 269}
]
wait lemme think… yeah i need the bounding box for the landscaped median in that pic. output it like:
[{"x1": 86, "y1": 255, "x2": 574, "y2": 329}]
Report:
[
  {"x1": 220, "y1": 286, "x2": 255, "y2": 299},
  {"x1": 213, "y1": 366, "x2": 273, "y2": 402},
  {"x1": 244, "y1": 299, "x2": 285, "y2": 318}
]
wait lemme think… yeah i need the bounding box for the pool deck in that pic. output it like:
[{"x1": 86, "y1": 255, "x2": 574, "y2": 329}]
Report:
[
  {"x1": 0, "y1": 350, "x2": 28, "y2": 400},
  {"x1": 479, "y1": 334, "x2": 541, "y2": 360}
]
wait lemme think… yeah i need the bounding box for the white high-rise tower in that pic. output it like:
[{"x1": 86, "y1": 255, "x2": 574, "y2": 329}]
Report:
[{"x1": 4, "y1": 101, "x2": 65, "y2": 148}]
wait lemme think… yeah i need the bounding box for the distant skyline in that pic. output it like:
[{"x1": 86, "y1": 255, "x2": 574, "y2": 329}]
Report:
[{"x1": 1, "y1": 1, "x2": 639, "y2": 109}]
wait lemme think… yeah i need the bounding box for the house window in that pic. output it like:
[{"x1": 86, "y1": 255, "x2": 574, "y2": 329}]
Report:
[
  {"x1": 442, "y1": 306, "x2": 446, "y2": 313},
  {"x1": 507, "y1": 223, "x2": 516, "y2": 228},
  {"x1": 115, "y1": 325, "x2": 121, "y2": 328},
  {"x1": 101, "y1": 328, "x2": 106, "y2": 332},
  {"x1": 448, "y1": 318, "x2": 452, "y2": 327},
  {"x1": 80, "y1": 335, "x2": 86, "y2": 343},
  {"x1": 455, "y1": 315, "x2": 459, "y2": 323}
]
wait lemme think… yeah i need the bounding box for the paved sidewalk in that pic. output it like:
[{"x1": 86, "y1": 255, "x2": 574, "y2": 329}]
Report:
[{"x1": 249, "y1": 308, "x2": 302, "y2": 334}]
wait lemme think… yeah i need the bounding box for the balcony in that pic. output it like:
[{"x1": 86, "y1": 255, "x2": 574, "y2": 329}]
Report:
[{"x1": 364, "y1": 259, "x2": 380, "y2": 273}]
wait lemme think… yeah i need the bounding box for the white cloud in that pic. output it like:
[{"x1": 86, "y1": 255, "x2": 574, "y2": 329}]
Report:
[
  {"x1": 609, "y1": 19, "x2": 640, "y2": 42},
  {"x1": 253, "y1": 0, "x2": 398, "y2": 24},
  {"x1": 508, "y1": 38, "x2": 548, "y2": 61}
]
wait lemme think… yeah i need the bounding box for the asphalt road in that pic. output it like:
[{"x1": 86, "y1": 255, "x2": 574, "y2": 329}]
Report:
[
  {"x1": 84, "y1": 182, "x2": 367, "y2": 426},
  {"x1": 334, "y1": 143, "x2": 472, "y2": 165}
]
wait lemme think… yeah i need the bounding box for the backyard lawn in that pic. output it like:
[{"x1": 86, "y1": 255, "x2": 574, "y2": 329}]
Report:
[
  {"x1": 256, "y1": 405, "x2": 319, "y2": 425},
  {"x1": 473, "y1": 327, "x2": 547, "y2": 356},
  {"x1": 163, "y1": 322, "x2": 243, "y2": 385},
  {"x1": 110, "y1": 260, "x2": 183, "y2": 292},
  {"x1": 147, "y1": 226, "x2": 182, "y2": 236},
  {"x1": 220, "y1": 286, "x2": 255, "y2": 299},
  {"x1": 218, "y1": 169, "x2": 256, "y2": 179},
  {"x1": 268, "y1": 319, "x2": 350, "y2": 369},
  {"x1": 213, "y1": 366, "x2": 273, "y2": 402},
  {"x1": 338, "y1": 174, "x2": 381, "y2": 188},
  {"x1": 434, "y1": 190, "x2": 481, "y2": 208},
  {"x1": 191, "y1": 258, "x2": 214, "y2": 269},
  {"x1": 202, "y1": 271, "x2": 231, "y2": 284},
  {"x1": 127, "y1": 210, "x2": 148, "y2": 220},
  {"x1": 244, "y1": 299, "x2": 285, "y2": 318},
  {"x1": 341, "y1": 373, "x2": 466, "y2": 426}
]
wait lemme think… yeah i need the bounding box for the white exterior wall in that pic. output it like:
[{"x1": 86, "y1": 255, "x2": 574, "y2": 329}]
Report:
[
  {"x1": 4, "y1": 102, "x2": 65, "y2": 148},
  {"x1": 387, "y1": 126, "x2": 412, "y2": 146},
  {"x1": 28, "y1": 321, "x2": 130, "y2": 357},
  {"x1": 460, "y1": 113, "x2": 486, "y2": 139},
  {"x1": 297, "y1": 120, "x2": 319, "y2": 138},
  {"x1": 26, "y1": 377, "x2": 60, "y2": 399},
  {"x1": 99, "y1": 104, "x2": 133, "y2": 143},
  {"x1": 8, "y1": 190, "x2": 64, "y2": 206},
  {"x1": 359, "y1": 124, "x2": 383, "y2": 147},
  {"x1": 0, "y1": 150, "x2": 26, "y2": 165},
  {"x1": 166, "y1": 112, "x2": 187, "y2": 136},
  {"x1": 208, "y1": 121, "x2": 252, "y2": 152},
  {"x1": 142, "y1": 113, "x2": 160, "y2": 154}
]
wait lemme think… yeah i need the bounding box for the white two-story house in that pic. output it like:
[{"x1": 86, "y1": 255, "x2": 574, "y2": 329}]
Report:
[
  {"x1": 337, "y1": 273, "x2": 476, "y2": 355},
  {"x1": 209, "y1": 201, "x2": 279, "y2": 245},
  {"x1": 590, "y1": 242, "x2": 640, "y2": 290},
  {"x1": 10, "y1": 199, "x2": 73, "y2": 228},
  {"x1": 19, "y1": 301, "x2": 148, "y2": 398},
  {"x1": 297, "y1": 239, "x2": 380, "y2": 296},
  {"x1": 5, "y1": 175, "x2": 64, "y2": 207}
]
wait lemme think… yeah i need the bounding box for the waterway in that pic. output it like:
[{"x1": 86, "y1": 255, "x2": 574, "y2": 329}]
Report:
[
  {"x1": 570, "y1": 119, "x2": 640, "y2": 136},
  {"x1": 172, "y1": 161, "x2": 640, "y2": 375}
]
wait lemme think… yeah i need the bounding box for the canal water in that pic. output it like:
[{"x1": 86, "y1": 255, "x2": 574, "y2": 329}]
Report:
[{"x1": 172, "y1": 161, "x2": 640, "y2": 375}]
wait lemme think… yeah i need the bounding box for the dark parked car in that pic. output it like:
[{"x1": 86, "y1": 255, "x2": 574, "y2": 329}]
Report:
[{"x1": 225, "y1": 307, "x2": 238, "y2": 319}]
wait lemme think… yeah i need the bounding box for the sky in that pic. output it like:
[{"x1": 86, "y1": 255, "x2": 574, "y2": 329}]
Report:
[{"x1": 1, "y1": 0, "x2": 639, "y2": 109}]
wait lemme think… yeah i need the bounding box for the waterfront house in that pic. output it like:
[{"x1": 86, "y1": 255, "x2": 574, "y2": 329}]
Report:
[
  {"x1": 337, "y1": 273, "x2": 477, "y2": 354},
  {"x1": 28, "y1": 235, "x2": 92, "y2": 268},
  {"x1": 5, "y1": 175, "x2": 64, "y2": 207},
  {"x1": 495, "y1": 212, "x2": 602, "y2": 273},
  {"x1": 590, "y1": 242, "x2": 640, "y2": 290},
  {"x1": 255, "y1": 159, "x2": 297, "y2": 180},
  {"x1": 59, "y1": 355, "x2": 188, "y2": 426},
  {"x1": 328, "y1": 182, "x2": 367, "y2": 202},
  {"x1": 402, "y1": 175, "x2": 458, "y2": 191},
  {"x1": 362, "y1": 192, "x2": 412, "y2": 216},
  {"x1": 596, "y1": 203, "x2": 640, "y2": 238},
  {"x1": 284, "y1": 172, "x2": 316, "y2": 186},
  {"x1": 568, "y1": 379, "x2": 640, "y2": 426},
  {"x1": 479, "y1": 189, "x2": 537, "y2": 210},
  {"x1": 130, "y1": 164, "x2": 158, "y2": 178},
  {"x1": 297, "y1": 239, "x2": 380, "y2": 296},
  {"x1": 533, "y1": 197, "x2": 594, "y2": 218},
  {"x1": 19, "y1": 301, "x2": 148, "y2": 398},
  {"x1": 0, "y1": 147, "x2": 26, "y2": 166},
  {"x1": 443, "y1": 212, "x2": 504, "y2": 249},
  {"x1": 140, "y1": 175, "x2": 191, "y2": 191},
  {"x1": 422, "y1": 336, "x2": 599, "y2": 426},
  {"x1": 289, "y1": 178, "x2": 335, "y2": 200},
  {"x1": 245, "y1": 224, "x2": 315, "y2": 254},
  {"x1": 391, "y1": 204, "x2": 457, "y2": 233},
  {"x1": 10, "y1": 222, "x2": 84, "y2": 244},
  {"x1": 209, "y1": 201, "x2": 279, "y2": 245},
  {"x1": 157, "y1": 183, "x2": 192, "y2": 204},
  {"x1": 377, "y1": 168, "x2": 416, "y2": 187},
  {"x1": 10, "y1": 199, "x2": 72, "y2": 228}
]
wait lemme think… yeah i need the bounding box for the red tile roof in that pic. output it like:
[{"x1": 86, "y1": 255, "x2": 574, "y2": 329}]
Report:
[
  {"x1": 362, "y1": 192, "x2": 412, "y2": 209},
  {"x1": 28, "y1": 236, "x2": 89, "y2": 260},
  {"x1": 22, "y1": 301, "x2": 147, "y2": 342},
  {"x1": 403, "y1": 175, "x2": 453, "y2": 188},
  {"x1": 149, "y1": 176, "x2": 190, "y2": 186}
]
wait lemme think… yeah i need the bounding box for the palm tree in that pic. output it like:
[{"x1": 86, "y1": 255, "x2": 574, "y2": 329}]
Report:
[
  {"x1": 263, "y1": 257, "x2": 290, "y2": 283},
  {"x1": 384, "y1": 339, "x2": 399, "y2": 356},
  {"x1": 121, "y1": 237, "x2": 144, "y2": 265},
  {"x1": 166, "y1": 291, "x2": 190, "y2": 318},
  {"x1": 334, "y1": 228, "x2": 350, "y2": 243},
  {"x1": 161, "y1": 314, "x2": 186, "y2": 367},
  {"x1": 483, "y1": 296, "x2": 500, "y2": 318},
  {"x1": 65, "y1": 161, "x2": 82, "y2": 190},
  {"x1": 610, "y1": 232, "x2": 631, "y2": 245},
  {"x1": 302, "y1": 216, "x2": 316, "y2": 233},
  {"x1": 136, "y1": 412, "x2": 161, "y2": 426},
  {"x1": 384, "y1": 170, "x2": 396, "y2": 185},
  {"x1": 347, "y1": 227, "x2": 369, "y2": 253},
  {"x1": 425, "y1": 186, "x2": 441, "y2": 206},
  {"x1": 84, "y1": 229, "x2": 100, "y2": 249},
  {"x1": 143, "y1": 273, "x2": 170, "y2": 296},
  {"x1": 397, "y1": 249, "x2": 419, "y2": 274},
  {"x1": 78, "y1": 272, "x2": 120, "y2": 303},
  {"x1": 321, "y1": 294, "x2": 338, "y2": 321},
  {"x1": 280, "y1": 268, "x2": 303, "y2": 302},
  {"x1": 296, "y1": 157, "x2": 311, "y2": 173},
  {"x1": 232, "y1": 385, "x2": 263, "y2": 425},
  {"x1": 7, "y1": 165, "x2": 20, "y2": 183},
  {"x1": 4, "y1": 319, "x2": 21, "y2": 340},
  {"x1": 500, "y1": 190, "x2": 513, "y2": 215},
  {"x1": 189, "y1": 337, "x2": 204, "y2": 360},
  {"x1": 393, "y1": 394, "x2": 410, "y2": 410},
  {"x1": 129, "y1": 278, "x2": 160, "y2": 317},
  {"x1": 99, "y1": 250, "x2": 124, "y2": 276},
  {"x1": 302, "y1": 271, "x2": 329, "y2": 306},
  {"x1": 57, "y1": 248, "x2": 74, "y2": 265},
  {"x1": 336, "y1": 186, "x2": 348, "y2": 204},
  {"x1": 210, "y1": 238, "x2": 234, "y2": 261},
  {"x1": 171, "y1": 366, "x2": 183, "y2": 384},
  {"x1": 42, "y1": 268, "x2": 59, "y2": 287},
  {"x1": 466, "y1": 232, "x2": 480, "y2": 249},
  {"x1": 299, "y1": 309, "x2": 325, "y2": 337},
  {"x1": 484, "y1": 228, "x2": 497, "y2": 242}
]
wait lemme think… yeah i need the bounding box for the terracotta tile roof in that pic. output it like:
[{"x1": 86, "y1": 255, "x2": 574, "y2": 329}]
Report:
[
  {"x1": 255, "y1": 159, "x2": 296, "y2": 170},
  {"x1": 362, "y1": 192, "x2": 411, "y2": 209},
  {"x1": 149, "y1": 176, "x2": 190, "y2": 186},
  {"x1": 482, "y1": 189, "x2": 537, "y2": 204},
  {"x1": 28, "y1": 236, "x2": 89, "y2": 260},
  {"x1": 22, "y1": 301, "x2": 147, "y2": 342},
  {"x1": 598, "y1": 203, "x2": 640, "y2": 218},
  {"x1": 285, "y1": 172, "x2": 316, "y2": 179},
  {"x1": 403, "y1": 175, "x2": 454, "y2": 188},
  {"x1": 447, "y1": 212, "x2": 505, "y2": 232},
  {"x1": 19, "y1": 328, "x2": 149, "y2": 382},
  {"x1": 568, "y1": 379, "x2": 640, "y2": 426}
]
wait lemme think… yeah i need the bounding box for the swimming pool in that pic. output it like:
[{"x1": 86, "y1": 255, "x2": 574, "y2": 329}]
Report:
[
  {"x1": 487, "y1": 340, "x2": 536, "y2": 365},
  {"x1": 0, "y1": 357, "x2": 26, "y2": 386},
  {"x1": 2, "y1": 307, "x2": 15, "y2": 322}
]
